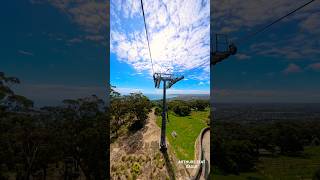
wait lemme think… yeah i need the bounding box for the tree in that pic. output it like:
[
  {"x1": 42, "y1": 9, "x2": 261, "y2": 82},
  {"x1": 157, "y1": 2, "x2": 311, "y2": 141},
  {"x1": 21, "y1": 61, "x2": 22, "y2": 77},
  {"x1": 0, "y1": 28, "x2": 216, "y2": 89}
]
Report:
[
  {"x1": 110, "y1": 86, "x2": 120, "y2": 99},
  {"x1": 312, "y1": 137, "x2": 320, "y2": 146},
  {"x1": 0, "y1": 72, "x2": 108, "y2": 179},
  {"x1": 314, "y1": 167, "x2": 320, "y2": 180},
  {"x1": 174, "y1": 104, "x2": 191, "y2": 116},
  {"x1": 226, "y1": 140, "x2": 257, "y2": 172},
  {"x1": 273, "y1": 123, "x2": 304, "y2": 154},
  {"x1": 154, "y1": 106, "x2": 162, "y2": 116},
  {"x1": 110, "y1": 96, "x2": 129, "y2": 138},
  {"x1": 169, "y1": 100, "x2": 191, "y2": 116},
  {"x1": 213, "y1": 136, "x2": 258, "y2": 174},
  {"x1": 56, "y1": 95, "x2": 108, "y2": 179},
  {"x1": 190, "y1": 99, "x2": 209, "y2": 111},
  {"x1": 126, "y1": 93, "x2": 152, "y2": 131}
]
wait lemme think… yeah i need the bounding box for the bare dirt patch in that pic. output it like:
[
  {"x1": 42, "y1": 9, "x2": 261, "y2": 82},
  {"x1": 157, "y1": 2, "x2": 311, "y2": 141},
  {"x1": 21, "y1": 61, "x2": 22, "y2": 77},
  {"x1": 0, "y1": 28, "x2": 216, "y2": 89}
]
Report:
[{"x1": 110, "y1": 109, "x2": 190, "y2": 180}]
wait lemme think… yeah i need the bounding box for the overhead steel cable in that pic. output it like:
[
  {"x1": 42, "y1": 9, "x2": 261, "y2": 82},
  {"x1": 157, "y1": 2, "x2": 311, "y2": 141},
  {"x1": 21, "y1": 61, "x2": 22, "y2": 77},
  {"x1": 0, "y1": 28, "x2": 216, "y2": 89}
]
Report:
[
  {"x1": 237, "y1": 0, "x2": 316, "y2": 44},
  {"x1": 183, "y1": 60, "x2": 210, "y2": 77},
  {"x1": 140, "y1": 0, "x2": 155, "y2": 74}
]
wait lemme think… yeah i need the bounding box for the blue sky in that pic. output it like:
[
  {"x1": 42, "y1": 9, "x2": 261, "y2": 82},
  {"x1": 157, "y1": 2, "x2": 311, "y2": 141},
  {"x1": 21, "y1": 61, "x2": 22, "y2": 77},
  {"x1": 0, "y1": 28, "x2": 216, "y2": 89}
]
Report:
[
  {"x1": 1, "y1": 0, "x2": 319, "y2": 104},
  {"x1": 212, "y1": 0, "x2": 320, "y2": 102},
  {"x1": 110, "y1": 0, "x2": 210, "y2": 96},
  {"x1": 0, "y1": 0, "x2": 107, "y2": 106}
]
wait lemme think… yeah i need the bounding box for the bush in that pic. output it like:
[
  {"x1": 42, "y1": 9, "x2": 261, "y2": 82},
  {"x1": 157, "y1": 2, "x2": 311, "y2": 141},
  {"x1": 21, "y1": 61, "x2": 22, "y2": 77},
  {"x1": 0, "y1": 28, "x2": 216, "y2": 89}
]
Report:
[
  {"x1": 173, "y1": 104, "x2": 191, "y2": 116},
  {"x1": 215, "y1": 139, "x2": 257, "y2": 174},
  {"x1": 131, "y1": 162, "x2": 141, "y2": 176},
  {"x1": 273, "y1": 123, "x2": 304, "y2": 154},
  {"x1": 168, "y1": 100, "x2": 191, "y2": 116},
  {"x1": 313, "y1": 167, "x2": 320, "y2": 180},
  {"x1": 154, "y1": 107, "x2": 162, "y2": 116},
  {"x1": 190, "y1": 100, "x2": 209, "y2": 111},
  {"x1": 312, "y1": 137, "x2": 320, "y2": 146}
]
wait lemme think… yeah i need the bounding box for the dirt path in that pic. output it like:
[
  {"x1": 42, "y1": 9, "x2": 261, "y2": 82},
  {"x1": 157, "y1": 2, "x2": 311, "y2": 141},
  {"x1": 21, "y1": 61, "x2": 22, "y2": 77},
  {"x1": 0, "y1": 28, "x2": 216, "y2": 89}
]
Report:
[
  {"x1": 142, "y1": 109, "x2": 161, "y2": 144},
  {"x1": 143, "y1": 109, "x2": 190, "y2": 180},
  {"x1": 110, "y1": 109, "x2": 190, "y2": 180}
]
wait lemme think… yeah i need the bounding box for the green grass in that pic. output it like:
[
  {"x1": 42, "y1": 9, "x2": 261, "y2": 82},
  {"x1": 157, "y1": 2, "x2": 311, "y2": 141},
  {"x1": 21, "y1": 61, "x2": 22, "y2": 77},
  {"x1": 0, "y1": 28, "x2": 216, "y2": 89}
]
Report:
[
  {"x1": 213, "y1": 146, "x2": 320, "y2": 180},
  {"x1": 156, "y1": 108, "x2": 209, "y2": 161}
]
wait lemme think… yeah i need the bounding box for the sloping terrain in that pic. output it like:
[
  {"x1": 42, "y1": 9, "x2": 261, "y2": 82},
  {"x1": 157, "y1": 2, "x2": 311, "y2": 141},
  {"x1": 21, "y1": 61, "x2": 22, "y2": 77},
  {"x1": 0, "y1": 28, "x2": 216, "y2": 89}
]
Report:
[{"x1": 110, "y1": 109, "x2": 189, "y2": 180}]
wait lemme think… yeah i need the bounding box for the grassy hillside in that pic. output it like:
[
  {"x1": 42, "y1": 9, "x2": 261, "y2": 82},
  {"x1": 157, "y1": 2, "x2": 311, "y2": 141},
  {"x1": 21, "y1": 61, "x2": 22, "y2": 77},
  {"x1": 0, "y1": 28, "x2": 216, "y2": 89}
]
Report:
[
  {"x1": 213, "y1": 146, "x2": 320, "y2": 179},
  {"x1": 156, "y1": 108, "x2": 209, "y2": 161}
]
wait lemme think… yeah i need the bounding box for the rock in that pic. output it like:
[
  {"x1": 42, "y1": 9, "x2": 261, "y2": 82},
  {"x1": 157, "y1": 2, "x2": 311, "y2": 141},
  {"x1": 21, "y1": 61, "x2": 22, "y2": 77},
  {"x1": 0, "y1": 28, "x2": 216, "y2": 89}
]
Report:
[{"x1": 171, "y1": 131, "x2": 177, "y2": 138}]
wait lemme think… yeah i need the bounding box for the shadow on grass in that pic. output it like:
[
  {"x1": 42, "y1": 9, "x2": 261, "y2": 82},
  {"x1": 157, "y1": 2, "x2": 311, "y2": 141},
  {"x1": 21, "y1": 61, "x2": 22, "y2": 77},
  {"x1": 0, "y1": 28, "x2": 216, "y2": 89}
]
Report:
[{"x1": 162, "y1": 150, "x2": 176, "y2": 180}]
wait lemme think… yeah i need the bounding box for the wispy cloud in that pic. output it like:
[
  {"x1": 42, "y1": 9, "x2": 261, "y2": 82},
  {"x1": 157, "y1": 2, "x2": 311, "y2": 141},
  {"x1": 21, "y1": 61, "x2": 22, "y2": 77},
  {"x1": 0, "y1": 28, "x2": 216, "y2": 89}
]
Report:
[
  {"x1": 30, "y1": 0, "x2": 108, "y2": 43},
  {"x1": 213, "y1": 0, "x2": 320, "y2": 33},
  {"x1": 250, "y1": 34, "x2": 320, "y2": 60},
  {"x1": 115, "y1": 87, "x2": 209, "y2": 95},
  {"x1": 299, "y1": 12, "x2": 320, "y2": 34},
  {"x1": 213, "y1": 0, "x2": 320, "y2": 60},
  {"x1": 283, "y1": 63, "x2": 302, "y2": 74},
  {"x1": 235, "y1": 53, "x2": 250, "y2": 60},
  {"x1": 307, "y1": 62, "x2": 320, "y2": 72},
  {"x1": 68, "y1": 38, "x2": 82, "y2": 43},
  {"x1": 111, "y1": 0, "x2": 210, "y2": 81},
  {"x1": 114, "y1": 87, "x2": 144, "y2": 94},
  {"x1": 18, "y1": 50, "x2": 34, "y2": 56}
]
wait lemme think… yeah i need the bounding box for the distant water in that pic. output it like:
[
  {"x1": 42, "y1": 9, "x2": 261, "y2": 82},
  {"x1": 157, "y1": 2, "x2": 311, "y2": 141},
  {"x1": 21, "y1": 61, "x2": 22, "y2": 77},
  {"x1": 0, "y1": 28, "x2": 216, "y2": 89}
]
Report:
[{"x1": 145, "y1": 94, "x2": 177, "y2": 100}]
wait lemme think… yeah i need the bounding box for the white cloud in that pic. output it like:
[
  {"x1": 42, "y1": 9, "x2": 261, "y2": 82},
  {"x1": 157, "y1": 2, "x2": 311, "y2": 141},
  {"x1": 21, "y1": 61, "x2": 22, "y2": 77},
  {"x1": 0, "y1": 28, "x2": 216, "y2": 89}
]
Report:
[
  {"x1": 235, "y1": 53, "x2": 250, "y2": 60},
  {"x1": 166, "y1": 88, "x2": 209, "y2": 95},
  {"x1": 306, "y1": 62, "x2": 320, "y2": 72},
  {"x1": 250, "y1": 34, "x2": 320, "y2": 60},
  {"x1": 111, "y1": 0, "x2": 210, "y2": 81},
  {"x1": 31, "y1": 0, "x2": 108, "y2": 43},
  {"x1": 283, "y1": 63, "x2": 302, "y2": 74},
  {"x1": 114, "y1": 87, "x2": 144, "y2": 94},
  {"x1": 212, "y1": 0, "x2": 320, "y2": 34},
  {"x1": 114, "y1": 87, "x2": 209, "y2": 95},
  {"x1": 18, "y1": 50, "x2": 34, "y2": 56},
  {"x1": 299, "y1": 12, "x2": 320, "y2": 34}
]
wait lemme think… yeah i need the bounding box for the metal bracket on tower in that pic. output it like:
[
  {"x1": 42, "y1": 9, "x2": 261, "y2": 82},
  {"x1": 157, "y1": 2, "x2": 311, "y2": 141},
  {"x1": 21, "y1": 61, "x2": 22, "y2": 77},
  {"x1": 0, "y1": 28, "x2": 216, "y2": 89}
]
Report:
[
  {"x1": 153, "y1": 72, "x2": 184, "y2": 151},
  {"x1": 211, "y1": 34, "x2": 237, "y2": 66}
]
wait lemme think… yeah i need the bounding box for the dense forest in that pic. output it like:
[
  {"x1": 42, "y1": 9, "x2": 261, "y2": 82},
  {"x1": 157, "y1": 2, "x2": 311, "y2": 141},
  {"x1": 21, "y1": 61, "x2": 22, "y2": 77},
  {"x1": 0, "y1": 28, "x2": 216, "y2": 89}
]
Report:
[
  {"x1": 0, "y1": 72, "x2": 107, "y2": 179},
  {"x1": 154, "y1": 99, "x2": 210, "y2": 117},
  {"x1": 213, "y1": 118, "x2": 320, "y2": 178}
]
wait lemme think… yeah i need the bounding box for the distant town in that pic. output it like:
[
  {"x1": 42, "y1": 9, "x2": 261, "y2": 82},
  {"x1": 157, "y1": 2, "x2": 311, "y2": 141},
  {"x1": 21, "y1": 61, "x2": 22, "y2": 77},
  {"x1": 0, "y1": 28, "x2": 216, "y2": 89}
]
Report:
[{"x1": 213, "y1": 103, "x2": 320, "y2": 123}]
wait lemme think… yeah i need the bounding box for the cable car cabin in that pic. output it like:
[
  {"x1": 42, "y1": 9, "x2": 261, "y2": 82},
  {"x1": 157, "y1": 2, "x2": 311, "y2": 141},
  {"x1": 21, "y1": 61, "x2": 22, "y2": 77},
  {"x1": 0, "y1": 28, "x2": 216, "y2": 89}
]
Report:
[{"x1": 211, "y1": 34, "x2": 237, "y2": 65}]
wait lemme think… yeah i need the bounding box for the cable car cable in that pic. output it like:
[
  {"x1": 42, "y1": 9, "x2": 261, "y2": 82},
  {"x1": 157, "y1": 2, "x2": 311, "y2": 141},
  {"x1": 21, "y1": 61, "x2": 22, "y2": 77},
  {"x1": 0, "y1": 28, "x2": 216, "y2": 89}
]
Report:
[
  {"x1": 237, "y1": 0, "x2": 316, "y2": 44},
  {"x1": 140, "y1": 0, "x2": 155, "y2": 74}
]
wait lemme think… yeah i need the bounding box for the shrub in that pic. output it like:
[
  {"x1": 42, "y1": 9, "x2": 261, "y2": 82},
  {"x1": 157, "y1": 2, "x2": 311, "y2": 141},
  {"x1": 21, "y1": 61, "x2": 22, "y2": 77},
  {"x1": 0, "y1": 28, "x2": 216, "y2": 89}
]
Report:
[
  {"x1": 312, "y1": 137, "x2": 320, "y2": 146},
  {"x1": 131, "y1": 162, "x2": 141, "y2": 176},
  {"x1": 190, "y1": 100, "x2": 209, "y2": 111},
  {"x1": 168, "y1": 100, "x2": 191, "y2": 116},
  {"x1": 172, "y1": 104, "x2": 191, "y2": 116},
  {"x1": 313, "y1": 167, "x2": 320, "y2": 180},
  {"x1": 154, "y1": 107, "x2": 162, "y2": 116}
]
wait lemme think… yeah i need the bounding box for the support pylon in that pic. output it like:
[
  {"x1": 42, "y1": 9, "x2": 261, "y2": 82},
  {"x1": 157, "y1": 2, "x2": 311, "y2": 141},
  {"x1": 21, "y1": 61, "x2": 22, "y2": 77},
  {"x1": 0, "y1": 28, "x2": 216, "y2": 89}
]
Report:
[{"x1": 153, "y1": 73, "x2": 184, "y2": 151}]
